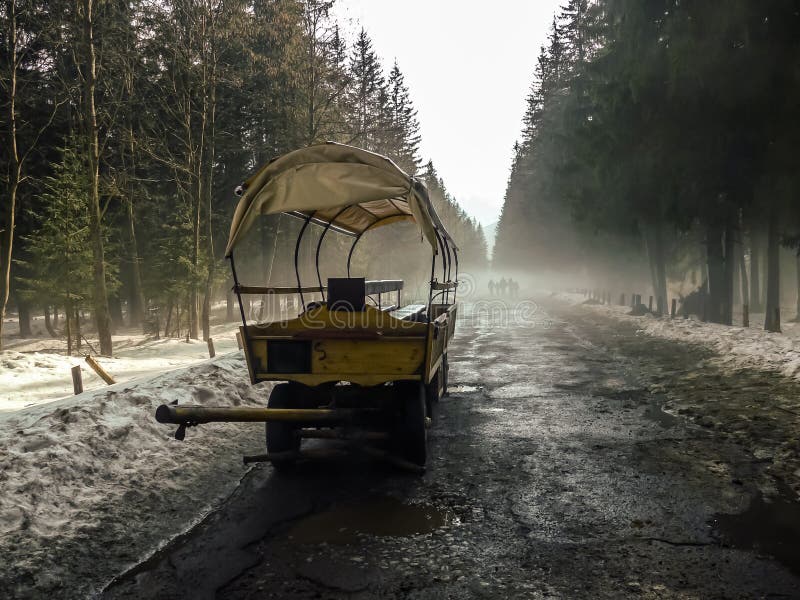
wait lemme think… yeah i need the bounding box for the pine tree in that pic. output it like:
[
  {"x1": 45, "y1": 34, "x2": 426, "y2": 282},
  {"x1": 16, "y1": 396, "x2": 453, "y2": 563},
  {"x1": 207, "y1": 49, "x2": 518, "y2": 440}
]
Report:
[
  {"x1": 346, "y1": 28, "x2": 386, "y2": 150},
  {"x1": 386, "y1": 62, "x2": 422, "y2": 174}
]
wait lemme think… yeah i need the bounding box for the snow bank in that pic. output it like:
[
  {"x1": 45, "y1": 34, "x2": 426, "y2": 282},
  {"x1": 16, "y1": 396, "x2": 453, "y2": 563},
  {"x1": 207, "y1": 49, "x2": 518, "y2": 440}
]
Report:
[
  {"x1": 0, "y1": 351, "x2": 271, "y2": 599},
  {"x1": 1, "y1": 323, "x2": 240, "y2": 412},
  {"x1": 559, "y1": 292, "x2": 800, "y2": 380}
]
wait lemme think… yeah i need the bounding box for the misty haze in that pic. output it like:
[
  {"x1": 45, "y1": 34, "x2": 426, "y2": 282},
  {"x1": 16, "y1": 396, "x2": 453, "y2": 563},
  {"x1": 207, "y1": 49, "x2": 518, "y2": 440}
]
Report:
[{"x1": 2, "y1": 1, "x2": 800, "y2": 599}]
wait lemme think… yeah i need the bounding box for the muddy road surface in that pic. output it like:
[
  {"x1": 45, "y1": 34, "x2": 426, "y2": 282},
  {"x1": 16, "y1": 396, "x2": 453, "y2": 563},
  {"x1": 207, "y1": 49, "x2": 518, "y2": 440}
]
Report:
[{"x1": 103, "y1": 298, "x2": 800, "y2": 599}]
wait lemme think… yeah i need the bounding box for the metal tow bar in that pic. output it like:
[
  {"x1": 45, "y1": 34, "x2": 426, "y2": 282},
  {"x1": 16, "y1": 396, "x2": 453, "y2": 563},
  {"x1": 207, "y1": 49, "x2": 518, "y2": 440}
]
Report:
[{"x1": 154, "y1": 404, "x2": 360, "y2": 440}]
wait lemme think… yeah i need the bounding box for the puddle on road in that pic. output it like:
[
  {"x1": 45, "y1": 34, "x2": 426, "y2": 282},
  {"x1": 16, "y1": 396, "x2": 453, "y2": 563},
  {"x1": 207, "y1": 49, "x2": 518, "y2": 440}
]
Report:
[
  {"x1": 712, "y1": 486, "x2": 800, "y2": 576},
  {"x1": 287, "y1": 496, "x2": 456, "y2": 545}
]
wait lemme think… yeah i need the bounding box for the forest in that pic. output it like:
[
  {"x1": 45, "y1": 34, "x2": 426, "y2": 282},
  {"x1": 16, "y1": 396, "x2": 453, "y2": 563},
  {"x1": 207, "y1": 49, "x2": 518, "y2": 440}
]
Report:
[
  {"x1": 494, "y1": 0, "x2": 800, "y2": 331},
  {"x1": 0, "y1": 0, "x2": 489, "y2": 356}
]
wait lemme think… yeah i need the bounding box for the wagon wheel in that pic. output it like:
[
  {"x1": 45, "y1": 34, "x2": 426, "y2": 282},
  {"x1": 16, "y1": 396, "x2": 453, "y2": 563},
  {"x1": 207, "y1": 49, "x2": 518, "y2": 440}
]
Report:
[
  {"x1": 424, "y1": 371, "x2": 439, "y2": 421},
  {"x1": 442, "y1": 354, "x2": 450, "y2": 396},
  {"x1": 265, "y1": 383, "x2": 301, "y2": 473},
  {"x1": 394, "y1": 381, "x2": 427, "y2": 467}
]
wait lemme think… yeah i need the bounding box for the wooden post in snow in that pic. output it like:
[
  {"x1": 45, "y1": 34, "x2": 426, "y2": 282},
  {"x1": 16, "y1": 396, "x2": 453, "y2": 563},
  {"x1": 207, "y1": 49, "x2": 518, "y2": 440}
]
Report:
[
  {"x1": 85, "y1": 355, "x2": 115, "y2": 385},
  {"x1": 742, "y1": 304, "x2": 749, "y2": 328},
  {"x1": 207, "y1": 337, "x2": 215, "y2": 358},
  {"x1": 72, "y1": 366, "x2": 83, "y2": 395}
]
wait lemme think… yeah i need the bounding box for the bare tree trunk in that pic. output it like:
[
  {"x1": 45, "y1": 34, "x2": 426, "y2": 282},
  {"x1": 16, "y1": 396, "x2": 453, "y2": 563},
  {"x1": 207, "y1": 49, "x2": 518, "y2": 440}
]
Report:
[
  {"x1": 44, "y1": 306, "x2": 57, "y2": 338},
  {"x1": 122, "y1": 8, "x2": 145, "y2": 329},
  {"x1": 126, "y1": 192, "x2": 146, "y2": 326},
  {"x1": 226, "y1": 286, "x2": 234, "y2": 322},
  {"x1": 65, "y1": 299, "x2": 73, "y2": 355},
  {"x1": 732, "y1": 237, "x2": 741, "y2": 307},
  {"x1": 739, "y1": 238, "x2": 749, "y2": 317},
  {"x1": 201, "y1": 21, "x2": 217, "y2": 342},
  {"x1": 81, "y1": 0, "x2": 113, "y2": 355},
  {"x1": 189, "y1": 142, "x2": 201, "y2": 340},
  {"x1": 16, "y1": 295, "x2": 31, "y2": 337},
  {"x1": 163, "y1": 299, "x2": 173, "y2": 338},
  {"x1": 75, "y1": 307, "x2": 82, "y2": 351},
  {"x1": 109, "y1": 295, "x2": 123, "y2": 329},
  {"x1": 1, "y1": 0, "x2": 20, "y2": 352},
  {"x1": 764, "y1": 199, "x2": 781, "y2": 333},
  {"x1": 706, "y1": 221, "x2": 725, "y2": 324},
  {"x1": 644, "y1": 222, "x2": 667, "y2": 314},
  {"x1": 722, "y1": 220, "x2": 735, "y2": 326},
  {"x1": 749, "y1": 227, "x2": 763, "y2": 312},
  {"x1": 794, "y1": 253, "x2": 800, "y2": 322}
]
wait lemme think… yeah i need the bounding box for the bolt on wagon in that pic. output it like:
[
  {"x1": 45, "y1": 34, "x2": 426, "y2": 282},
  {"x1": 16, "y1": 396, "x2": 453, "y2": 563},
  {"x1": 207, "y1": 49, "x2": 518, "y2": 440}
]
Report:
[{"x1": 156, "y1": 143, "x2": 459, "y2": 470}]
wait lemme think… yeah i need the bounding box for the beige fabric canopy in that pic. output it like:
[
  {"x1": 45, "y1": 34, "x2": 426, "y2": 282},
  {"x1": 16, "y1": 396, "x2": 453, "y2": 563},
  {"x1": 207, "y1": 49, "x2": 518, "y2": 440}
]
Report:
[{"x1": 225, "y1": 143, "x2": 453, "y2": 257}]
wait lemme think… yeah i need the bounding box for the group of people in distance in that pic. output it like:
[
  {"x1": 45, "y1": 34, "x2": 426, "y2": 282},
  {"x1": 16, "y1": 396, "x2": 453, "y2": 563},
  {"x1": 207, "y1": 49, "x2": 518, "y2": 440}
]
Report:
[{"x1": 488, "y1": 277, "x2": 519, "y2": 298}]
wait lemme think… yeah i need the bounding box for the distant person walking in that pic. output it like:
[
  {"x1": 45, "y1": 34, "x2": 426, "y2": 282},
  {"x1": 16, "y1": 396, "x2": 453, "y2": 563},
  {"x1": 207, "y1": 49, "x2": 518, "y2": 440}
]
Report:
[
  {"x1": 499, "y1": 277, "x2": 508, "y2": 297},
  {"x1": 488, "y1": 280, "x2": 496, "y2": 296}
]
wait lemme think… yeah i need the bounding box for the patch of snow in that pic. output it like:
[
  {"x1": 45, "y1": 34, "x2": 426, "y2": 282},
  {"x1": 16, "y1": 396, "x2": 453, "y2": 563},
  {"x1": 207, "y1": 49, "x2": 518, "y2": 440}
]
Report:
[
  {"x1": 1, "y1": 322, "x2": 241, "y2": 412},
  {"x1": 0, "y1": 352, "x2": 272, "y2": 597},
  {"x1": 559, "y1": 292, "x2": 800, "y2": 381}
]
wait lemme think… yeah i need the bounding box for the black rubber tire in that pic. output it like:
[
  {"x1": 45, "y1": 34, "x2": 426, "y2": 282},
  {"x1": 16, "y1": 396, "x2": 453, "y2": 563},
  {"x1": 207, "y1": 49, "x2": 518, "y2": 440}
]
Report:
[
  {"x1": 425, "y1": 371, "x2": 439, "y2": 420},
  {"x1": 265, "y1": 383, "x2": 300, "y2": 473},
  {"x1": 442, "y1": 354, "x2": 450, "y2": 396},
  {"x1": 396, "y1": 381, "x2": 427, "y2": 467}
]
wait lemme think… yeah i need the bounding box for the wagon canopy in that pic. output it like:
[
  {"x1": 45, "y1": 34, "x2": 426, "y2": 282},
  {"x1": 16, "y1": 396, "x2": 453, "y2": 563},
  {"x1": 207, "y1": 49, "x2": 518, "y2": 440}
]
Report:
[{"x1": 224, "y1": 143, "x2": 454, "y2": 257}]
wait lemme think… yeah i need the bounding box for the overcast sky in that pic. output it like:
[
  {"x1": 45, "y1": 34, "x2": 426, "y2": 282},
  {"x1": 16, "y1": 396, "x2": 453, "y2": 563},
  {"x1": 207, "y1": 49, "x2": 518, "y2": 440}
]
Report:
[{"x1": 332, "y1": 0, "x2": 563, "y2": 227}]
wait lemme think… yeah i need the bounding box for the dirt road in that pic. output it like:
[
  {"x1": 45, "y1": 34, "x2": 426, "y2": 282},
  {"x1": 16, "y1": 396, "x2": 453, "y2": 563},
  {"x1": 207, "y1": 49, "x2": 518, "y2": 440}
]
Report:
[{"x1": 103, "y1": 298, "x2": 800, "y2": 599}]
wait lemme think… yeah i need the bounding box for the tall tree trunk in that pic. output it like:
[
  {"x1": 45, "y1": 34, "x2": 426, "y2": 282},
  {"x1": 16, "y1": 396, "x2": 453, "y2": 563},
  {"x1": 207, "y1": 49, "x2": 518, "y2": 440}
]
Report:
[
  {"x1": 65, "y1": 299, "x2": 73, "y2": 355},
  {"x1": 226, "y1": 286, "x2": 234, "y2": 322},
  {"x1": 190, "y1": 191, "x2": 200, "y2": 340},
  {"x1": 75, "y1": 307, "x2": 82, "y2": 350},
  {"x1": 794, "y1": 253, "x2": 800, "y2": 322},
  {"x1": 1, "y1": 0, "x2": 20, "y2": 352},
  {"x1": 163, "y1": 299, "x2": 173, "y2": 339},
  {"x1": 749, "y1": 228, "x2": 763, "y2": 312},
  {"x1": 109, "y1": 295, "x2": 123, "y2": 328},
  {"x1": 16, "y1": 295, "x2": 31, "y2": 337},
  {"x1": 705, "y1": 221, "x2": 725, "y2": 324},
  {"x1": 764, "y1": 199, "x2": 781, "y2": 332},
  {"x1": 201, "y1": 31, "x2": 216, "y2": 342},
  {"x1": 126, "y1": 193, "x2": 145, "y2": 327},
  {"x1": 732, "y1": 237, "x2": 741, "y2": 307},
  {"x1": 644, "y1": 221, "x2": 667, "y2": 315},
  {"x1": 82, "y1": 0, "x2": 113, "y2": 355},
  {"x1": 739, "y1": 238, "x2": 749, "y2": 316},
  {"x1": 122, "y1": 3, "x2": 145, "y2": 329},
  {"x1": 44, "y1": 306, "x2": 57, "y2": 337},
  {"x1": 722, "y1": 220, "x2": 735, "y2": 326}
]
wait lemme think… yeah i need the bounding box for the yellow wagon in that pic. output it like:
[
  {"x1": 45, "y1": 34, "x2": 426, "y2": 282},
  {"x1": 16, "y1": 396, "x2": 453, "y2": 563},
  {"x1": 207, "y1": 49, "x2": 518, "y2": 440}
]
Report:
[{"x1": 155, "y1": 143, "x2": 459, "y2": 470}]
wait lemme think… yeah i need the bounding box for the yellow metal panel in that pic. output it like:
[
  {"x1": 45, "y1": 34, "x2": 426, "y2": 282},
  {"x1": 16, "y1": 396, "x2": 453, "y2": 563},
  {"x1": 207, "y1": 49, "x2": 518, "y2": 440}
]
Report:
[
  {"x1": 246, "y1": 304, "x2": 428, "y2": 338},
  {"x1": 424, "y1": 313, "x2": 448, "y2": 383},
  {"x1": 310, "y1": 339, "x2": 424, "y2": 375}
]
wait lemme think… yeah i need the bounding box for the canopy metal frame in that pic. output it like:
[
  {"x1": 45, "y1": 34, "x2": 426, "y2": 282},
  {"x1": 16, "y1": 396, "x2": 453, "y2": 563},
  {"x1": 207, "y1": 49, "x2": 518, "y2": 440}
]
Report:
[{"x1": 226, "y1": 144, "x2": 460, "y2": 357}]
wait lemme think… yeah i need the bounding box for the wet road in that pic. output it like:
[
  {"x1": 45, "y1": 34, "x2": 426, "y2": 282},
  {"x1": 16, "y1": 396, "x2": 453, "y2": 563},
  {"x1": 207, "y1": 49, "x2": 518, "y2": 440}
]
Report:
[{"x1": 104, "y1": 298, "x2": 800, "y2": 599}]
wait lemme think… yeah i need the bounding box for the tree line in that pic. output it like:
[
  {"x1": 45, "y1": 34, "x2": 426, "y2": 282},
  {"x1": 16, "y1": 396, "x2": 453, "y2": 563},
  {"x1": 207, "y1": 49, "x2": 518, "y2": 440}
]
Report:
[
  {"x1": 0, "y1": 0, "x2": 488, "y2": 355},
  {"x1": 494, "y1": 0, "x2": 800, "y2": 330}
]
